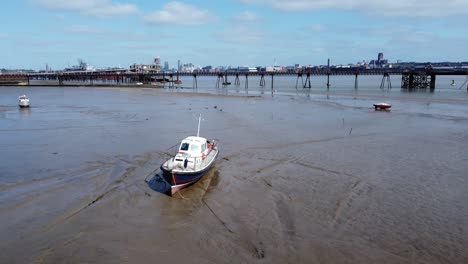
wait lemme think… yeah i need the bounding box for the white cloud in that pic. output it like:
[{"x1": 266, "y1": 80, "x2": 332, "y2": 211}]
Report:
[
  {"x1": 234, "y1": 11, "x2": 258, "y2": 22},
  {"x1": 36, "y1": 0, "x2": 138, "y2": 18},
  {"x1": 144, "y1": 2, "x2": 214, "y2": 25},
  {"x1": 239, "y1": 0, "x2": 468, "y2": 17}
]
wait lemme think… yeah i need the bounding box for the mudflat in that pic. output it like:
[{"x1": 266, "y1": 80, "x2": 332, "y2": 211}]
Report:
[{"x1": 1, "y1": 86, "x2": 467, "y2": 263}]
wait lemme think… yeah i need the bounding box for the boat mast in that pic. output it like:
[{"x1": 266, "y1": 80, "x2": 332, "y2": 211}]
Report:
[{"x1": 197, "y1": 114, "x2": 201, "y2": 137}]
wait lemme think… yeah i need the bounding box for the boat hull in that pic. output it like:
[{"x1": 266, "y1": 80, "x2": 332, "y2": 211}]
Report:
[
  {"x1": 373, "y1": 103, "x2": 391, "y2": 110},
  {"x1": 160, "y1": 159, "x2": 215, "y2": 196},
  {"x1": 160, "y1": 146, "x2": 218, "y2": 196},
  {"x1": 19, "y1": 102, "x2": 30, "y2": 107}
]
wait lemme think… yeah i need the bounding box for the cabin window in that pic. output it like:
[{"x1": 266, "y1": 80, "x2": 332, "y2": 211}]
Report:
[
  {"x1": 202, "y1": 144, "x2": 206, "y2": 152},
  {"x1": 180, "y1": 143, "x2": 190, "y2": 151}
]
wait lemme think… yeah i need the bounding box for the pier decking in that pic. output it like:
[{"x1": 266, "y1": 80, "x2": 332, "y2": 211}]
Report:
[{"x1": 1, "y1": 68, "x2": 467, "y2": 90}]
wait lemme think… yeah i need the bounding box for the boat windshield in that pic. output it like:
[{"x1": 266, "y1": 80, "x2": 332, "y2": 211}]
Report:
[{"x1": 180, "y1": 143, "x2": 190, "y2": 151}]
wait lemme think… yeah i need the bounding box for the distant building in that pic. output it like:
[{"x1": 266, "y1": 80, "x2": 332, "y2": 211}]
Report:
[
  {"x1": 64, "y1": 59, "x2": 94, "y2": 71},
  {"x1": 374, "y1": 52, "x2": 388, "y2": 68},
  {"x1": 154, "y1": 57, "x2": 161, "y2": 66},
  {"x1": 177, "y1": 60, "x2": 181, "y2": 71},
  {"x1": 378, "y1": 53, "x2": 384, "y2": 61},
  {"x1": 181, "y1": 63, "x2": 200, "y2": 72},
  {"x1": 237, "y1": 66, "x2": 258, "y2": 72},
  {"x1": 130, "y1": 64, "x2": 161, "y2": 72},
  {"x1": 164, "y1": 61, "x2": 169, "y2": 71}
]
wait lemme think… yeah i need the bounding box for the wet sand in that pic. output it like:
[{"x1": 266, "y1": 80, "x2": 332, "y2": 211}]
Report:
[{"x1": 1, "y1": 86, "x2": 468, "y2": 263}]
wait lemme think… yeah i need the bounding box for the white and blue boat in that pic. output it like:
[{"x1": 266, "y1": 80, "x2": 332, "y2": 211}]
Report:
[{"x1": 159, "y1": 115, "x2": 219, "y2": 195}]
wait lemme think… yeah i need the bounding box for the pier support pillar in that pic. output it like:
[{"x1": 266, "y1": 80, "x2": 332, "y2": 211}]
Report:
[
  {"x1": 271, "y1": 74, "x2": 274, "y2": 90},
  {"x1": 193, "y1": 74, "x2": 197, "y2": 89},
  {"x1": 216, "y1": 74, "x2": 222, "y2": 88},
  {"x1": 304, "y1": 73, "x2": 311, "y2": 89},
  {"x1": 223, "y1": 74, "x2": 229, "y2": 87},
  {"x1": 430, "y1": 74, "x2": 436, "y2": 90},
  {"x1": 401, "y1": 72, "x2": 433, "y2": 90},
  {"x1": 169, "y1": 75, "x2": 174, "y2": 89},
  {"x1": 380, "y1": 73, "x2": 391, "y2": 89},
  {"x1": 234, "y1": 74, "x2": 240, "y2": 86},
  {"x1": 354, "y1": 73, "x2": 358, "y2": 89},
  {"x1": 245, "y1": 75, "x2": 248, "y2": 89},
  {"x1": 326, "y1": 73, "x2": 330, "y2": 89},
  {"x1": 260, "y1": 74, "x2": 265, "y2": 87},
  {"x1": 295, "y1": 73, "x2": 303, "y2": 89}
]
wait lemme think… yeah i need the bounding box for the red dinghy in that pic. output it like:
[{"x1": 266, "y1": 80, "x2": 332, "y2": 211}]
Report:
[{"x1": 373, "y1": 102, "x2": 392, "y2": 110}]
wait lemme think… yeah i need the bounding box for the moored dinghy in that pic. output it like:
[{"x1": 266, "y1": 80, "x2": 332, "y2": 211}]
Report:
[
  {"x1": 373, "y1": 102, "x2": 392, "y2": 110},
  {"x1": 159, "y1": 114, "x2": 219, "y2": 196}
]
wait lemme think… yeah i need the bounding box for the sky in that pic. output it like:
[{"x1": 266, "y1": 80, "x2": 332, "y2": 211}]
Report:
[{"x1": 1, "y1": 0, "x2": 467, "y2": 70}]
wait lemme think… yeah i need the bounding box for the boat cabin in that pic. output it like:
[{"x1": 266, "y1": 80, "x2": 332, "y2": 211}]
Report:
[{"x1": 178, "y1": 136, "x2": 208, "y2": 157}]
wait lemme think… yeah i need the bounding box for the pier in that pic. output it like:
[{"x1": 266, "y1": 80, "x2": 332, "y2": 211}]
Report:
[{"x1": 1, "y1": 68, "x2": 467, "y2": 90}]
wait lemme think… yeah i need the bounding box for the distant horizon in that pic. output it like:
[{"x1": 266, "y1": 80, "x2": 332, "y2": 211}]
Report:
[{"x1": 1, "y1": 1, "x2": 467, "y2": 70}]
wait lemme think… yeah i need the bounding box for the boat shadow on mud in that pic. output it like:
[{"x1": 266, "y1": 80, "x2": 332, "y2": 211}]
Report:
[{"x1": 146, "y1": 167, "x2": 220, "y2": 199}]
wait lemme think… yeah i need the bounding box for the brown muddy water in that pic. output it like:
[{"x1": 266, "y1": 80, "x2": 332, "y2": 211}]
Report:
[{"x1": 1, "y1": 85, "x2": 468, "y2": 263}]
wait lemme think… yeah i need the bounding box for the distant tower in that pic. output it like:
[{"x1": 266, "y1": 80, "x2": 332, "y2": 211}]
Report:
[
  {"x1": 376, "y1": 53, "x2": 384, "y2": 68},
  {"x1": 164, "y1": 61, "x2": 169, "y2": 71},
  {"x1": 378, "y1": 52, "x2": 384, "y2": 61},
  {"x1": 46, "y1": 63, "x2": 49, "y2": 72},
  {"x1": 154, "y1": 56, "x2": 161, "y2": 66}
]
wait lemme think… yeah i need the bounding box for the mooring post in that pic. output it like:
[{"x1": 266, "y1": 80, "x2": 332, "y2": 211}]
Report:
[
  {"x1": 327, "y1": 73, "x2": 330, "y2": 89},
  {"x1": 245, "y1": 74, "x2": 248, "y2": 89},
  {"x1": 234, "y1": 74, "x2": 240, "y2": 86},
  {"x1": 260, "y1": 74, "x2": 265, "y2": 87}
]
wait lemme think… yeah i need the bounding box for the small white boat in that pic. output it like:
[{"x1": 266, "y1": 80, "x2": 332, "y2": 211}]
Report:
[
  {"x1": 18, "y1": 95, "x2": 30, "y2": 108},
  {"x1": 159, "y1": 114, "x2": 219, "y2": 196}
]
